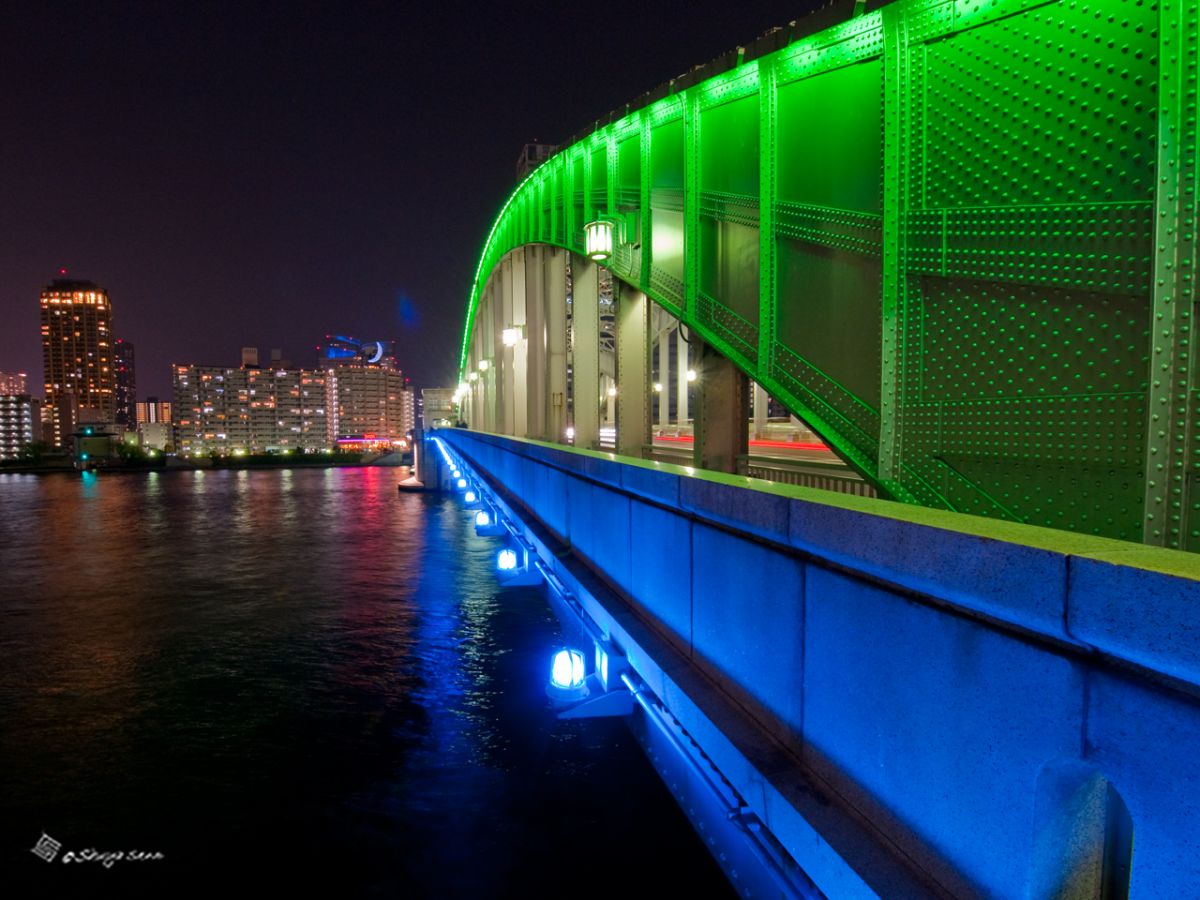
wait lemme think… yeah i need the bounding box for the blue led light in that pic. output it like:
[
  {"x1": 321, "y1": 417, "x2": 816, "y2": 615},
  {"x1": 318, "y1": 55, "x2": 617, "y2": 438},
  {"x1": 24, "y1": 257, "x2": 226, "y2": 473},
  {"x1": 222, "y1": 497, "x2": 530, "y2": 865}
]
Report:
[
  {"x1": 456, "y1": 478, "x2": 467, "y2": 489},
  {"x1": 497, "y1": 548, "x2": 518, "y2": 571},
  {"x1": 476, "y1": 511, "x2": 490, "y2": 527},
  {"x1": 551, "y1": 649, "x2": 586, "y2": 690},
  {"x1": 464, "y1": 491, "x2": 476, "y2": 503}
]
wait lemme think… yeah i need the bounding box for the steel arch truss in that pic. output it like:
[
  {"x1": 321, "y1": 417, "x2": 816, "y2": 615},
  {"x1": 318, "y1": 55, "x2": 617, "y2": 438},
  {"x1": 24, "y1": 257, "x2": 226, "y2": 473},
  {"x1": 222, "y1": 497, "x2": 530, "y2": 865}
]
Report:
[{"x1": 459, "y1": 0, "x2": 1200, "y2": 550}]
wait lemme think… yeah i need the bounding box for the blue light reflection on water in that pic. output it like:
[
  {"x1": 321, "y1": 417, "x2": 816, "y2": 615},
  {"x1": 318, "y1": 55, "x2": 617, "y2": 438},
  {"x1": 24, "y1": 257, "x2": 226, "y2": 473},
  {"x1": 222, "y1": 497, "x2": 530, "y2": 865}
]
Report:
[{"x1": 0, "y1": 469, "x2": 730, "y2": 896}]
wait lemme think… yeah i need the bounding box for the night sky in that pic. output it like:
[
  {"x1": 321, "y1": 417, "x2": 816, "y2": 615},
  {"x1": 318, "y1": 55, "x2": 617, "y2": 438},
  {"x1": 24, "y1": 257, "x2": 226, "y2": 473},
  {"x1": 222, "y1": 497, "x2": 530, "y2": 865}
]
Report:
[{"x1": 2, "y1": 1, "x2": 824, "y2": 396}]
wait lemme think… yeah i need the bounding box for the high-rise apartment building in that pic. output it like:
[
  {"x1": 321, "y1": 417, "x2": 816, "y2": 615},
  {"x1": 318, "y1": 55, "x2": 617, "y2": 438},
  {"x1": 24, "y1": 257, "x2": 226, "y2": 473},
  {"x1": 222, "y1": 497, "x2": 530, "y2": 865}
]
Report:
[
  {"x1": 316, "y1": 336, "x2": 413, "y2": 444},
  {"x1": 40, "y1": 278, "x2": 115, "y2": 447},
  {"x1": 327, "y1": 364, "x2": 414, "y2": 443},
  {"x1": 113, "y1": 338, "x2": 136, "y2": 428},
  {"x1": 173, "y1": 364, "x2": 331, "y2": 454}
]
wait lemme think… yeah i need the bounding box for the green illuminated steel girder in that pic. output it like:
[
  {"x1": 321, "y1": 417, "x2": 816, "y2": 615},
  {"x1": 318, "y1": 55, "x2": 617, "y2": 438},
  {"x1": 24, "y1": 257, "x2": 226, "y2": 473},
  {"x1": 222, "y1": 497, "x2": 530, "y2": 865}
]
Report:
[{"x1": 459, "y1": 0, "x2": 1200, "y2": 551}]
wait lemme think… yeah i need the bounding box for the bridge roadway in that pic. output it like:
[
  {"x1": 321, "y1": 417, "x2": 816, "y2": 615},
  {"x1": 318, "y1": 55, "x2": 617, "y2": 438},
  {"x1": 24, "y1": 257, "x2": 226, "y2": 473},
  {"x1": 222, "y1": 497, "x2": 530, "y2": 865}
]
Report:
[{"x1": 432, "y1": 428, "x2": 1200, "y2": 899}]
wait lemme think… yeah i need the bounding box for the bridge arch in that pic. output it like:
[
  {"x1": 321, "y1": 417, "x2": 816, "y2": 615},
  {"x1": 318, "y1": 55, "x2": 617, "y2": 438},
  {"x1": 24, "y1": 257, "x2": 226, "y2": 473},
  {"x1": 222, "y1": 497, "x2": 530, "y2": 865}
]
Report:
[{"x1": 456, "y1": 0, "x2": 1197, "y2": 550}]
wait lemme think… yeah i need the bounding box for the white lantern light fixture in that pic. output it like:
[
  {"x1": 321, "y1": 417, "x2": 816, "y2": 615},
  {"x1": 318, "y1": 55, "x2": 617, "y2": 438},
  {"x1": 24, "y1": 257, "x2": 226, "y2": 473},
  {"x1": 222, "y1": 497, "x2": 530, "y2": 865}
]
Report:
[{"x1": 584, "y1": 220, "x2": 614, "y2": 262}]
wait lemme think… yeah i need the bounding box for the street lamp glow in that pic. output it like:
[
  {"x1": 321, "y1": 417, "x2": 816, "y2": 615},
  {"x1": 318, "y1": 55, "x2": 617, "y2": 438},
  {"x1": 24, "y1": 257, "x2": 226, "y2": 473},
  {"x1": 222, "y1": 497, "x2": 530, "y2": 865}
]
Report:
[{"x1": 584, "y1": 220, "x2": 613, "y2": 262}]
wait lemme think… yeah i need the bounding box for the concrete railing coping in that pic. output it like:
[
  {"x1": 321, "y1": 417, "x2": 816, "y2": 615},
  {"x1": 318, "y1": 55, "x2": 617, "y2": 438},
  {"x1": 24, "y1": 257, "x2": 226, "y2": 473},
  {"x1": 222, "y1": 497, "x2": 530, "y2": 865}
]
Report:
[{"x1": 443, "y1": 429, "x2": 1200, "y2": 581}]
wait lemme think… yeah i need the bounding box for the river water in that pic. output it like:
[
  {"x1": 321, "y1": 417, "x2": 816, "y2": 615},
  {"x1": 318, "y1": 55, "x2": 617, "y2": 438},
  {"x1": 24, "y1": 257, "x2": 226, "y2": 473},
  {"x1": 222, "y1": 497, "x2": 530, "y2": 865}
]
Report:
[{"x1": 0, "y1": 467, "x2": 729, "y2": 896}]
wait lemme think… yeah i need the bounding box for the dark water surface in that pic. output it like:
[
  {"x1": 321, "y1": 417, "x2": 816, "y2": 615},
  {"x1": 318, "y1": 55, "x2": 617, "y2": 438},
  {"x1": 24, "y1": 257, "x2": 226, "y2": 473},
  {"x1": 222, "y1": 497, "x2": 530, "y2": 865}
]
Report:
[{"x1": 0, "y1": 468, "x2": 730, "y2": 896}]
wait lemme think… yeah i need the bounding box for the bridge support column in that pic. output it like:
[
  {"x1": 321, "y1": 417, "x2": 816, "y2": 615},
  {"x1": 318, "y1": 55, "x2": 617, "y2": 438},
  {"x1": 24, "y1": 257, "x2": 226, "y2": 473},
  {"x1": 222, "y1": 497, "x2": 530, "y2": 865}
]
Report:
[
  {"x1": 545, "y1": 247, "x2": 568, "y2": 444},
  {"x1": 511, "y1": 251, "x2": 529, "y2": 437},
  {"x1": 1142, "y1": 2, "x2": 1200, "y2": 548},
  {"x1": 465, "y1": 320, "x2": 479, "y2": 428},
  {"x1": 616, "y1": 284, "x2": 650, "y2": 458},
  {"x1": 657, "y1": 328, "x2": 670, "y2": 431},
  {"x1": 676, "y1": 326, "x2": 690, "y2": 426},
  {"x1": 694, "y1": 340, "x2": 749, "y2": 474},
  {"x1": 499, "y1": 257, "x2": 516, "y2": 435},
  {"x1": 753, "y1": 383, "x2": 768, "y2": 440},
  {"x1": 483, "y1": 282, "x2": 497, "y2": 433},
  {"x1": 524, "y1": 246, "x2": 545, "y2": 440},
  {"x1": 572, "y1": 254, "x2": 600, "y2": 450}
]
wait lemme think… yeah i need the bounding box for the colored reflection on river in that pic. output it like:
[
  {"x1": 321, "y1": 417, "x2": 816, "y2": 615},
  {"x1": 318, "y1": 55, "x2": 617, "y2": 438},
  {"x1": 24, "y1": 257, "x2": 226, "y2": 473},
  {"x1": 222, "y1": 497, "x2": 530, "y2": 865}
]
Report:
[{"x1": 0, "y1": 468, "x2": 729, "y2": 896}]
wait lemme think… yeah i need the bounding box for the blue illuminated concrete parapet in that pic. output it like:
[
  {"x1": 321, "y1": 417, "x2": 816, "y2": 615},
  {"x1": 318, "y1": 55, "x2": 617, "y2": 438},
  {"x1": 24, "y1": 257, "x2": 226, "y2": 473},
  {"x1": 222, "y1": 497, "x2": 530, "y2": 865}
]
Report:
[{"x1": 439, "y1": 428, "x2": 1200, "y2": 899}]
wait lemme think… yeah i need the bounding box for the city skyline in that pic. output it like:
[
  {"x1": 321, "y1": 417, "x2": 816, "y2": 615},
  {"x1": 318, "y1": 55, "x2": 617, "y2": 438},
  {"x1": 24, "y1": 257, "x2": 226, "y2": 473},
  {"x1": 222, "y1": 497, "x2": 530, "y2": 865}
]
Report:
[{"x1": 0, "y1": 1, "x2": 819, "y2": 397}]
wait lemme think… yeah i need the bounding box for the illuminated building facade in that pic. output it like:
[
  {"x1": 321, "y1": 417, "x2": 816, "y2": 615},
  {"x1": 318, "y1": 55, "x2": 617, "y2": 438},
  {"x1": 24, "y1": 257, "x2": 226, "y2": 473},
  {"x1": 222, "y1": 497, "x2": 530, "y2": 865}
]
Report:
[
  {"x1": 420, "y1": 388, "x2": 456, "y2": 430},
  {"x1": 327, "y1": 364, "x2": 414, "y2": 446},
  {"x1": 0, "y1": 372, "x2": 28, "y2": 395},
  {"x1": 172, "y1": 364, "x2": 331, "y2": 454},
  {"x1": 137, "y1": 421, "x2": 172, "y2": 451},
  {"x1": 319, "y1": 335, "x2": 399, "y2": 370},
  {"x1": 113, "y1": 338, "x2": 136, "y2": 428},
  {"x1": 40, "y1": 278, "x2": 115, "y2": 447},
  {"x1": 0, "y1": 394, "x2": 36, "y2": 459},
  {"x1": 136, "y1": 397, "x2": 173, "y2": 424},
  {"x1": 317, "y1": 336, "x2": 414, "y2": 446}
]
